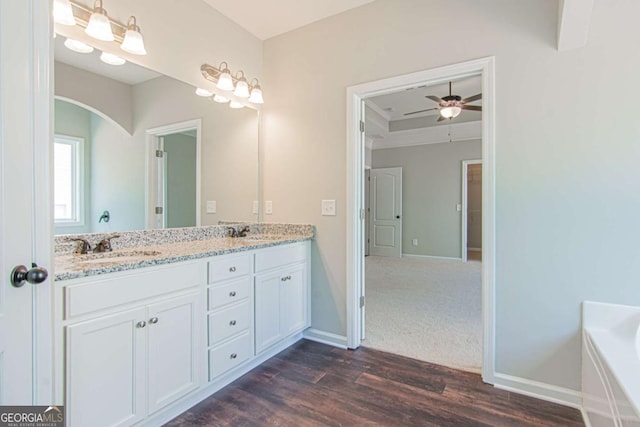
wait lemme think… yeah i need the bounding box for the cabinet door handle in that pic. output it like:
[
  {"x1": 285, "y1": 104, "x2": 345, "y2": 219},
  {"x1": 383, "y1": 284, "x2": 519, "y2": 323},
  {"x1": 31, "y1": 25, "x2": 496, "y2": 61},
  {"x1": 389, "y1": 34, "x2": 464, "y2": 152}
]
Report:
[
  {"x1": 136, "y1": 321, "x2": 147, "y2": 328},
  {"x1": 229, "y1": 320, "x2": 237, "y2": 326},
  {"x1": 230, "y1": 353, "x2": 237, "y2": 359},
  {"x1": 229, "y1": 266, "x2": 236, "y2": 272},
  {"x1": 149, "y1": 317, "x2": 159, "y2": 324},
  {"x1": 229, "y1": 291, "x2": 237, "y2": 297}
]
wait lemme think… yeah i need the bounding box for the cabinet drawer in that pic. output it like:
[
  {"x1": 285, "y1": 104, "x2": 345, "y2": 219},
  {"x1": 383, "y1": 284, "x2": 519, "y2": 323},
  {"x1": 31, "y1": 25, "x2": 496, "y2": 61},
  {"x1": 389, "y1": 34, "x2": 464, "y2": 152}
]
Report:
[
  {"x1": 208, "y1": 301, "x2": 250, "y2": 345},
  {"x1": 254, "y1": 243, "x2": 306, "y2": 273},
  {"x1": 208, "y1": 277, "x2": 250, "y2": 310},
  {"x1": 209, "y1": 333, "x2": 252, "y2": 379},
  {"x1": 64, "y1": 261, "x2": 200, "y2": 319},
  {"x1": 208, "y1": 254, "x2": 251, "y2": 283}
]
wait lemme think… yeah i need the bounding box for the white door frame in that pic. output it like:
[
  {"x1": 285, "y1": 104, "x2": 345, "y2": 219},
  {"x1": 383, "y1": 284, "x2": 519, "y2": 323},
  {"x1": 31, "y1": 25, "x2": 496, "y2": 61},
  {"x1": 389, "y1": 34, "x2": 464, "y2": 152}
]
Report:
[
  {"x1": 461, "y1": 159, "x2": 482, "y2": 262},
  {"x1": 346, "y1": 56, "x2": 496, "y2": 384},
  {"x1": 145, "y1": 119, "x2": 202, "y2": 229}
]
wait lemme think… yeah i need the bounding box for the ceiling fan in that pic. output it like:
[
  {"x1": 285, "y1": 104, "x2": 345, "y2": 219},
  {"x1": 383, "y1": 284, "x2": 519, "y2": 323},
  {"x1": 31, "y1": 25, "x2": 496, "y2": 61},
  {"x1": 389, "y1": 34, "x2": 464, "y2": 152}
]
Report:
[{"x1": 405, "y1": 81, "x2": 482, "y2": 122}]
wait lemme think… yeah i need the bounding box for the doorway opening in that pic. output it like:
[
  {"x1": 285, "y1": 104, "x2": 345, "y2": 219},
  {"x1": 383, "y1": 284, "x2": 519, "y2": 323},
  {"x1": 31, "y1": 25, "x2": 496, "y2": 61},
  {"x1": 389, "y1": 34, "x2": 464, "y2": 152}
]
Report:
[
  {"x1": 146, "y1": 119, "x2": 202, "y2": 229},
  {"x1": 347, "y1": 57, "x2": 495, "y2": 383},
  {"x1": 462, "y1": 160, "x2": 482, "y2": 262}
]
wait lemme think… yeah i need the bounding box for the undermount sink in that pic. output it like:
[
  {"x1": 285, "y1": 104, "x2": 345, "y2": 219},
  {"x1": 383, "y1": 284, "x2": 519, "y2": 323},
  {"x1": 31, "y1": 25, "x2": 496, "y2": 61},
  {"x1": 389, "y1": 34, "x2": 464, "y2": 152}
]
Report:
[
  {"x1": 77, "y1": 250, "x2": 162, "y2": 264},
  {"x1": 239, "y1": 235, "x2": 281, "y2": 242}
]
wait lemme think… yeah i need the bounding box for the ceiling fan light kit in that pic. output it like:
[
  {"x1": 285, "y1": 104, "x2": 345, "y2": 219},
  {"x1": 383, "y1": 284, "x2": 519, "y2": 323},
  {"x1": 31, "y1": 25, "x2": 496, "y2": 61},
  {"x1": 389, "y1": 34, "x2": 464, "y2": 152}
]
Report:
[{"x1": 404, "y1": 81, "x2": 482, "y2": 122}]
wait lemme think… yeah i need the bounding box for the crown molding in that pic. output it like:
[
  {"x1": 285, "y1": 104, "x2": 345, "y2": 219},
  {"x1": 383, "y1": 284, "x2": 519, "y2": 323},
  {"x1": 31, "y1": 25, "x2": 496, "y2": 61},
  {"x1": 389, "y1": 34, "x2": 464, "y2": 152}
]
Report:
[{"x1": 372, "y1": 120, "x2": 481, "y2": 150}]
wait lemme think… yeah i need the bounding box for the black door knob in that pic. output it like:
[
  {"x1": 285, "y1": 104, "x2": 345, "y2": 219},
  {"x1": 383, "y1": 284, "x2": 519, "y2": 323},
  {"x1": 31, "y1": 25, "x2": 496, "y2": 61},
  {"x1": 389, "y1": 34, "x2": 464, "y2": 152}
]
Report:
[
  {"x1": 11, "y1": 263, "x2": 48, "y2": 288},
  {"x1": 396, "y1": 215, "x2": 401, "y2": 219}
]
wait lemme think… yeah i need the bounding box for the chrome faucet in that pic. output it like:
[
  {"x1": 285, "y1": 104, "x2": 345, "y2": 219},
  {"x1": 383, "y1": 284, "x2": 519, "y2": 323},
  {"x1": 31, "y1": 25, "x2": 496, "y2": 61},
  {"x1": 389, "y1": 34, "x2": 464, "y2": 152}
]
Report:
[
  {"x1": 94, "y1": 235, "x2": 120, "y2": 253},
  {"x1": 70, "y1": 238, "x2": 93, "y2": 254},
  {"x1": 226, "y1": 225, "x2": 250, "y2": 238}
]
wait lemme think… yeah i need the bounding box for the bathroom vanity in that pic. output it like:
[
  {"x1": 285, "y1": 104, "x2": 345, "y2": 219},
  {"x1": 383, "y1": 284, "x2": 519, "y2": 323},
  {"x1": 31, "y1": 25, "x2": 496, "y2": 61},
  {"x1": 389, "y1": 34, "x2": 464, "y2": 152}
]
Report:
[{"x1": 53, "y1": 224, "x2": 313, "y2": 427}]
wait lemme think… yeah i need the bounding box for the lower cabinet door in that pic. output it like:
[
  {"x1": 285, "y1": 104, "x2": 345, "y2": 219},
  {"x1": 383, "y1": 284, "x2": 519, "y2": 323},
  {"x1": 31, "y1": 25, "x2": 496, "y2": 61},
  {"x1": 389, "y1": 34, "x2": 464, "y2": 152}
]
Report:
[
  {"x1": 66, "y1": 307, "x2": 147, "y2": 427},
  {"x1": 254, "y1": 271, "x2": 282, "y2": 354},
  {"x1": 147, "y1": 293, "x2": 200, "y2": 414},
  {"x1": 281, "y1": 263, "x2": 308, "y2": 336}
]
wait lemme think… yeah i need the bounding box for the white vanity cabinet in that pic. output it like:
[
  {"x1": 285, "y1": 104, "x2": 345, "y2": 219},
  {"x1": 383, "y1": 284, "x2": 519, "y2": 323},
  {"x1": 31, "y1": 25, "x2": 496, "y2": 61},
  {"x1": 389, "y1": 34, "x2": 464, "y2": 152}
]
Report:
[
  {"x1": 59, "y1": 260, "x2": 204, "y2": 427},
  {"x1": 254, "y1": 243, "x2": 310, "y2": 354}
]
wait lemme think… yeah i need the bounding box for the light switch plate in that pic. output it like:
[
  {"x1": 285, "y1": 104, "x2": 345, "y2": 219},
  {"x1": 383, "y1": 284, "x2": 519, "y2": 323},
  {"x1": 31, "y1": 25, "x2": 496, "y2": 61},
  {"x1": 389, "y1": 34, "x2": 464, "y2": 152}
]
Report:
[
  {"x1": 322, "y1": 200, "x2": 336, "y2": 216},
  {"x1": 456, "y1": 203, "x2": 462, "y2": 212},
  {"x1": 206, "y1": 200, "x2": 217, "y2": 214},
  {"x1": 252, "y1": 200, "x2": 259, "y2": 214},
  {"x1": 265, "y1": 200, "x2": 273, "y2": 215},
  {"x1": 412, "y1": 238, "x2": 418, "y2": 246}
]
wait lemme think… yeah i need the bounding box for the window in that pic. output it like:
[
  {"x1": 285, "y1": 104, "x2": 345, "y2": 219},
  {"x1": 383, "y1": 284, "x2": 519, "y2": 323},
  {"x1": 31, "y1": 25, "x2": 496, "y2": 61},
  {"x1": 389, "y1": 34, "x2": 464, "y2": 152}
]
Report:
[{"x1": 54, "y1": 135, "x2": 84, "y2": 226}]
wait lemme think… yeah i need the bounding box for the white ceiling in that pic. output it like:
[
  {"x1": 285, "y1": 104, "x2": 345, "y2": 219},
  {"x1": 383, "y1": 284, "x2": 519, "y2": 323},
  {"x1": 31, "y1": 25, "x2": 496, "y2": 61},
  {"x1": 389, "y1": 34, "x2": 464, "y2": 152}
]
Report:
[
  {"x1": 202, "y1": 0, "x2": 377, "y2": 40},
  {"x1": 53, "y1": 36, "x2": 161, "y2": 85}
]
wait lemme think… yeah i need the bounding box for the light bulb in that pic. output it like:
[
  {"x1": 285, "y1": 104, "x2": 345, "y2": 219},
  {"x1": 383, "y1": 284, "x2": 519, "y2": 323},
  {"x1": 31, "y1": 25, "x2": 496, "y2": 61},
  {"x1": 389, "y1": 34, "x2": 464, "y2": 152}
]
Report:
[
  {"x1": 64, "y1": 38, "x2": 94, "y2": 54},
  {"x1": 248, "y1": 87, "x2": 264, "y2": 104},
  {"x1": 217, "y1": 70, "x2": 234, "y2": 91},
  {"x1": 53, "y1": 0, "x2": 76, "y2": 26},
  {"x1": 440, "y1": 105, "x2": 462, "y2": 119},
  {"x1": 229, "y1": 101, "x2": 244, "y2": 109},
  {"x1": 121, "y1": 16, "x2": 147, "y2": 55},
  {"x1": 213, "y1": 94, "x2": 230, "y2": 103},
  {"x1": 195, "y1": 88, "x2": 213, "y2": 97},
  {"x1": 100, "y1": 51, "x2": 126, "y2": 65},
  {"x1": 233, "y1": 79, "x2": 250, "y2": 98},
  {"x1": 85, "y1": 0, "x2": 114, "y2": 42}
]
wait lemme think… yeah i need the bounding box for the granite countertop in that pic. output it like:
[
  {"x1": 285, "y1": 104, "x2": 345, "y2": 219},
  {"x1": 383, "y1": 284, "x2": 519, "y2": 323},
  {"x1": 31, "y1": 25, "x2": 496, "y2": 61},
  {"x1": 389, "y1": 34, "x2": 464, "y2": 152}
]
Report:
[{"x1": 55, "y1": 234, "x2": 311, "y2": 282}]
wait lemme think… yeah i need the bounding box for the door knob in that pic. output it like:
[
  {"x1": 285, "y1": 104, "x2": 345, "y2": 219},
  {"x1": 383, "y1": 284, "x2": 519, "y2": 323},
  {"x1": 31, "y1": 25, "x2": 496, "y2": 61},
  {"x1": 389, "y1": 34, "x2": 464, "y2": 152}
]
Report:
[
  {"x1": 11, "y1": 263, "x2": 48, "y2": 288},
  {"x1": 396, "y1": 215, "x2": 401, "y2": 219}
]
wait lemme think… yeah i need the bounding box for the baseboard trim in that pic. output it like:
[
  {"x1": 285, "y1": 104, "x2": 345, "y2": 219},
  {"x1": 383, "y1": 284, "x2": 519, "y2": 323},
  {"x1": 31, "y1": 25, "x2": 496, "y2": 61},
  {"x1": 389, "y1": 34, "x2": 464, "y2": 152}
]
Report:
[
  {"x1": 402, "y1": 254, "x2": 463, "y2": 262},
  {"x1": 467, "y1": 247, "x2": 482, "y2": 252},
  {"x1": 303, "y1": 328, "x2": 348, "y2": 349},
  {"x1": 580, "y1": 407, "x2": 592, "y2": 427},
  {"x1": 493, "y1": 373, "x2": 582, "y2": 409}
]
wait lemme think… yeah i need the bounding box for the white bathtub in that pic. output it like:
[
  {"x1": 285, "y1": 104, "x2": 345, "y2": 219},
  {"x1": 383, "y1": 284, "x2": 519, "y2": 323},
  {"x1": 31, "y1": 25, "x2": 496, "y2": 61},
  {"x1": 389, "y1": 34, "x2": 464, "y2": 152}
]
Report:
[{"x1": 582, "y1": 301, "x2": 640, "y2": 426}]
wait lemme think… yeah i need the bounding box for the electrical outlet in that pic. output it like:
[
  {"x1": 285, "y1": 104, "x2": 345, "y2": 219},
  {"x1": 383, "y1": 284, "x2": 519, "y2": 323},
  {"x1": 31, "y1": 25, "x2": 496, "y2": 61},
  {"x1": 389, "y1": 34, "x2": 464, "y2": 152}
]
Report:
[
  {"x1": 321, "y1": 200, "x2": 336, "y2": 216},
  {"x1": 206, "y1": 200, "x2": 217, "y2": 214},
  {"x1": 265, "y1": 200, "x2": 273, "y2": 215},
  {"x1": 412, "y1": 238, "x2": 418, "y2": 246},
  {"x1": 252, "y1": 200, "x2": 259, "y2": 214}
]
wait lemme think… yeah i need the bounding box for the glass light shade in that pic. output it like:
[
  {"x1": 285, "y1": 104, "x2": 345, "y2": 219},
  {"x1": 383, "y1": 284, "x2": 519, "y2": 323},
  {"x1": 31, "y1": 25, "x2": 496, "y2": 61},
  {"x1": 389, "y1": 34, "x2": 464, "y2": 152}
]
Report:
[
  {"x1": 217, "y1": 71, "x2": 235, "y2": 91},
  {"x1": 64, "y1": 38, "x2": 94, "y2": 53},
  {"x1": 121, "y1": 29, "x2": 147, "y2": 55},
  {"x1": 53, "y1": 0, "x2": 77, "y2": 26},
  {"x1": 85, "y1": 7, "x2": 114, "y2": 41},
  {"x1": 195, "y1": 88, "x2": 213, "y2": 97},
  {"x1": 233, "y1": 80, "x2": 250, "y2": 98},
  {"x1": 229, "y1": 101, "x2": 244, "y2": 109},
  {"x1": 100, "y1": 52, "x2": 126, "y2": 65},
  {"x1": 213, "y1": 94, "x2": 230, "y2": 103},
  {"x1": 440, "y1": 105, "x2": 462, "y2": 119},
  {"x1": 248, "y1": 87, "x2": 264, "y2": 104}
]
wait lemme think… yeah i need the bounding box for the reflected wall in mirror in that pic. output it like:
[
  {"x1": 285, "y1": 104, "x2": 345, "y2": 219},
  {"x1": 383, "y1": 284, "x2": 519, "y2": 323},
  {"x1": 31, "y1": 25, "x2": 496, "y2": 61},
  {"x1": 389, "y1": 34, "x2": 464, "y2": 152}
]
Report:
[{"x1": 53, "y1": 37, "x2": 259, "y2": 235}]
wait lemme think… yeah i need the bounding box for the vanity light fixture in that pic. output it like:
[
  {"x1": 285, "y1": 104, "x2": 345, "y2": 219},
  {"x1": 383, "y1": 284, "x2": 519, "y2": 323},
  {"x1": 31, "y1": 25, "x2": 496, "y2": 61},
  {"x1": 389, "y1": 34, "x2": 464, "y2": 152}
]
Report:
[
  {"x1": 53, "y1": 0, "x2": 77, "y2": 26},
  {"x1": 195, "y1": 88, "x2": 214, "y2": 97},
  {"x1": 229, "y1": 101, "x2": 244, "y2": 109},
  {"x1": 201, "y1": 63, "x2": 265, "y2": 104},
  {"x1": 120, "y1": 16, "x2": 147, "y2": 55},
  {"x1": 100, "y1": 51, "x2": 126, "y2": 65},
  {"x1": 213, "y1": 94, "x2": 230, "y2": 103},
  {"x1": 85, "y1": 0, "x2": 114, "y2": 42},
  {"x1": 64, "y1": 38, "x2": 94, "y2": 53}
]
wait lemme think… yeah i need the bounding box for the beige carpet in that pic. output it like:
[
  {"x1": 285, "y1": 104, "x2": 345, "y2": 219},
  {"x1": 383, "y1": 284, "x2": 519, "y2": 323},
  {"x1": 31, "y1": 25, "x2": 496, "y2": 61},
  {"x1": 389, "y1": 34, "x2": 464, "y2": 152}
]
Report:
[{"x1": 363, "y1": 255, "x2": 482, "y2": 372}]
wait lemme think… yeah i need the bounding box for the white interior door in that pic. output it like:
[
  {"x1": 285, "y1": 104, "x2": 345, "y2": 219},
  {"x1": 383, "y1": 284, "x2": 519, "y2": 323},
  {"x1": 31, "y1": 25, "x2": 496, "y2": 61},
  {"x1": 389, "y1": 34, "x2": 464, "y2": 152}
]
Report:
[
  {"x1": 369, "y1": 167, "x2": 402, "y2": 257},
  {"x1": 0, "y1": 0, "x2": 52, "y2": 404}
]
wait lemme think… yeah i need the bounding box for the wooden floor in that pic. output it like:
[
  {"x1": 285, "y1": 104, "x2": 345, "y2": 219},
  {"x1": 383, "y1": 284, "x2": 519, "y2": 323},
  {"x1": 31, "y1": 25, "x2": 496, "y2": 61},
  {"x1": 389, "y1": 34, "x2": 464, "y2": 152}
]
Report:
[
  {"x1": 165, "y1": 340, "x2": 583, "y2": 427},
  {"x1": 467, "y1": 250, "x2": 482, "y2": 261}
]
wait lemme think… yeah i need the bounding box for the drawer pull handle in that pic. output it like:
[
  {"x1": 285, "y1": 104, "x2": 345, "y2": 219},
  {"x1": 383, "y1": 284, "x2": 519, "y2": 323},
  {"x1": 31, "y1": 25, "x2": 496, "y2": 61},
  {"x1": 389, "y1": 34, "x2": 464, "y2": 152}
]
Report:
[
  {"x1": 229, "y1": 320, "x2": 237, "y2": 326},
  {"x1": 149, "y1": 317, "x2": 159, "y2": 324},
  {"x1": 229, "y1": 291, "x2": 237, "y2": 297},
  {"x1": 136, "y1": 321, "x2": 146, "y2": 328},
  {"x1": 229, "y1": 266, "x2": 236, "y2": 272},
  {"x1": 230, "y1": 353, "x2": 237, "y2": 359}
]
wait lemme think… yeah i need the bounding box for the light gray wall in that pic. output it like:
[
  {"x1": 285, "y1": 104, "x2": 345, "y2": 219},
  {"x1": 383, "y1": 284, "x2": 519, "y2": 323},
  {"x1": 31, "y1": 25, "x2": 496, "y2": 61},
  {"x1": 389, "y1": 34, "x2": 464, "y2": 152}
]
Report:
[
  {"x1": 164, "y1": 133, "x2": 197, "y2": 228},
  {"x1": 372, "y1": 140, "x2": 481, "y2": 258},
  {"x1": 262, "y1": 0, "x2": 640, "y2": 393},
  {"x1": 53, "y1": 99, "x2": 92, "y2": 234}
]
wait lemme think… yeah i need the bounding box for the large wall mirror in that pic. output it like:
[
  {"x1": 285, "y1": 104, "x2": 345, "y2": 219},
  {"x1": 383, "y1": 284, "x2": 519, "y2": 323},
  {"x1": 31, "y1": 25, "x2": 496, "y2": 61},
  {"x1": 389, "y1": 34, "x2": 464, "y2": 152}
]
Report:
[{"x1": 53, "y1": 36, "x2": 260, "y2": 235}]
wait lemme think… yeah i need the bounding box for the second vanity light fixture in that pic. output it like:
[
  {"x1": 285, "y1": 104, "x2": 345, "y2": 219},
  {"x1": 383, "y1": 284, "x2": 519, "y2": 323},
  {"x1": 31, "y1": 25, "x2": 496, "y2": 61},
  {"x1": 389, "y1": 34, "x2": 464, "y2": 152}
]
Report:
[
  {"x1": 54, "y1": 0, "x2": 147, "y2": 57},
  {"x1": 198, "y1": 62, "x2": 264, "y2": 108}
]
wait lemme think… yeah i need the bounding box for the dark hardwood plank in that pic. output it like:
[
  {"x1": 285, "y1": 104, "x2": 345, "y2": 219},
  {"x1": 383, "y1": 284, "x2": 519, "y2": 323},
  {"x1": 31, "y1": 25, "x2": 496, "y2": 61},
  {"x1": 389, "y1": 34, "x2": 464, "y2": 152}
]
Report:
[{"x1": 165, "y1": 340, "x2": 584, "y2": 427}]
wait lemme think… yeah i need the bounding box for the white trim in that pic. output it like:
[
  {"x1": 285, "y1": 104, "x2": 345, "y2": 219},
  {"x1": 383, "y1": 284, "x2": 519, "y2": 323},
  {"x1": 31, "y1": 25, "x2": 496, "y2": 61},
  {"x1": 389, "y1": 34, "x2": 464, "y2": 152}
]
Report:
[
  {"x1": 145, "y1": 119, "x2": 202, "y2": 229},
  {"x1": 303, "y1": 328, "x2": 348, "y2": 349},
  {"x1": 401, "y1": 253, "x2": 463, "y2": 262},
  {"x1": 346, "y1": 57, "x2": 496, "y2": 385},
  {"x1": 493, "y1": 372, "x2": 582, "y2": 409},
  {"x1": 461, "y1": 159, "x2": 482, "y2": 262},
  {"x1": 581, "y1": 408, "x2": 593, "y2": 427},
  {"x1": 54, "y1": 96, "x2": 132, "y2": 136},
  {"x1": 373, "y1": 121, "x2": 481, "y2": 150}
]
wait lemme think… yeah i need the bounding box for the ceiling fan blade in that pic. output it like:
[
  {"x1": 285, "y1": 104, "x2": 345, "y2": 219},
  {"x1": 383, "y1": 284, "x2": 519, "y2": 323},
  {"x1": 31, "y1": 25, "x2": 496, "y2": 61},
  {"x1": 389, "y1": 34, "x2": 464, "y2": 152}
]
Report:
[
  {"x1": 462, "y1": 105, "x2": 482, "y2": 111},
  {"x1": 462, "y1": 93, "x2": 482, "y2": 103},
  {"x1": 404, "y1": 108, "x2": 438, "y2": 116},
  {"x1": 426, "y1": 95, "x2": 443, "y2": 104},
  {"x1": 437, "y1": 115, "x2": 447, "y2": 122}
]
